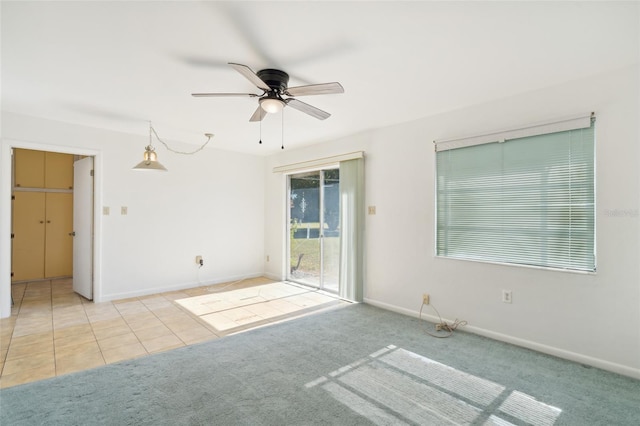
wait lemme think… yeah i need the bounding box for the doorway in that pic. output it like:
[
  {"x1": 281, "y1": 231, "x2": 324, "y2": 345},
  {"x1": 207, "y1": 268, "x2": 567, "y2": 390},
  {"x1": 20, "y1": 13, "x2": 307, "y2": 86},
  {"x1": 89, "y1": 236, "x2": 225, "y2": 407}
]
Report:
[
  {"x1": 287, "y1": 168, "x2": 340, "y2": 293},
  {"x1": 10, "y1": 149, "x2": 94, "y2": 300}
]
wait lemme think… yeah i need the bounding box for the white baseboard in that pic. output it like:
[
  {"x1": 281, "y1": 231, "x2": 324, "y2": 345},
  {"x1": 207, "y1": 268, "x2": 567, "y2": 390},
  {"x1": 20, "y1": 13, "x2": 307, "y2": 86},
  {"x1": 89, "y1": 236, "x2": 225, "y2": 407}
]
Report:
[
  {"x1": 263, "y1": 272, "x2": 285, "y2": 281},
  {"x1": 364, "y1": 297, "x2": 640, "y2": 380},
  {"x1": 100, "y1": 272, "x2": 265, "y2": 302}
]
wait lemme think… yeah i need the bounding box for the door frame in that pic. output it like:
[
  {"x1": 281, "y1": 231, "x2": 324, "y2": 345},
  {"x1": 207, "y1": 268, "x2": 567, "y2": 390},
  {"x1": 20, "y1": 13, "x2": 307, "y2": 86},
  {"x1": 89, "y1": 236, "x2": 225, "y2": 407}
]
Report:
[{"x1": 0, "y1": 140, "x2": 103, "y2": 318}]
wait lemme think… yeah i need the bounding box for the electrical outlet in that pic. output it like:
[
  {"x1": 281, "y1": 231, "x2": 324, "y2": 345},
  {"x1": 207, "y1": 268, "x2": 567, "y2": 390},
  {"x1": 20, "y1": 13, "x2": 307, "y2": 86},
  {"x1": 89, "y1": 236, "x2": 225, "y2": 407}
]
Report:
[
  {"x1": 502, "y1": 290, "x2": 512, "y2": 304},
  {"x1": 422, "y1": 293, "x2": 430, "y2": 305},
  {"x1": 195, "y1": 255, "x2": 203, "y2": 266}
]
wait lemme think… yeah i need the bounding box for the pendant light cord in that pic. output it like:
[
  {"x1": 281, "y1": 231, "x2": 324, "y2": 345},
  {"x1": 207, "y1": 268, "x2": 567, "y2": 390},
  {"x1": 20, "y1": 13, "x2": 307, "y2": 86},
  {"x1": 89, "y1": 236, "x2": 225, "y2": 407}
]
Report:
[{"x1": 149, "y1": 124, "x2": 212, "y2": 155}]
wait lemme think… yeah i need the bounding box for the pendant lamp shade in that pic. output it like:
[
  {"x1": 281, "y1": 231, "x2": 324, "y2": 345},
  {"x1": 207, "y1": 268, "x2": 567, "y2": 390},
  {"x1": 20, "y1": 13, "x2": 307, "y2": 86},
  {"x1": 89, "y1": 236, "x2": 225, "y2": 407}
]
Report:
[{"x1": 133, "y1": 146, "x2": 167, "y2": 171}]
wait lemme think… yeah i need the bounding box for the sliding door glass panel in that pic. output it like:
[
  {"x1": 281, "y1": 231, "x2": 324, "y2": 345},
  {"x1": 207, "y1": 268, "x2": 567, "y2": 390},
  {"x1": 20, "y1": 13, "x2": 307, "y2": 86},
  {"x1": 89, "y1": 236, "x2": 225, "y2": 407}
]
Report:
[
  {"x1": 322, "y1": 169, "x2": 340, "y2": 292},
  {"x1": 289, "y1": 172, "x2": 321, "y2": 287},
  {"x1": 288, "y1": 168, "x2": 340, "y2": 292}
]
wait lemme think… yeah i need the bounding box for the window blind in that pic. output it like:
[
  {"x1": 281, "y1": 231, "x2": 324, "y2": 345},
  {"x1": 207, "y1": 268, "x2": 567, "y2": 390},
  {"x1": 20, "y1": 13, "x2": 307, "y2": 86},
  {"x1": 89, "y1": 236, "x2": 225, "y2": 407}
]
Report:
[{"x1": 436, "y1": 120, "x2": 595, "y2": 272}]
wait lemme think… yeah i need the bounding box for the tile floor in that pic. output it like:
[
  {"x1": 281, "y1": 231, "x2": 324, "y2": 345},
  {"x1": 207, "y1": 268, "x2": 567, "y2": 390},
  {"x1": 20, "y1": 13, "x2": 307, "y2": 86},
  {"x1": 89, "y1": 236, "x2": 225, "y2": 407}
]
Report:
[{"x1": 0, "y1": 276, "x2": 345, "y2": 389}]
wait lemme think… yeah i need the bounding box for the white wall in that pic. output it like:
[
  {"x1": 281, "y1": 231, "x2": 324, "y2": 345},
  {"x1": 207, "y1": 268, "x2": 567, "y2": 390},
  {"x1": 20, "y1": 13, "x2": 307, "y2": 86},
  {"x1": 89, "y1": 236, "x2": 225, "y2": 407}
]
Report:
[
  {"x1": 264, "y1": 64, "x2": 640, "y2": 378},
  {"x1": 0, "y1": 113, "x2": 265, "y2": 315}
]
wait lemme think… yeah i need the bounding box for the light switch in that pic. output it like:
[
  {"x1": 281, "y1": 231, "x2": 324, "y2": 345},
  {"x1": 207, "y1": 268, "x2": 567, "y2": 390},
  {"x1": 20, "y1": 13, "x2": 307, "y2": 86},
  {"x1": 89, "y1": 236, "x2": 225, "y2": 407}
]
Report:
[
  {"x1": 103, "y1": 206, "x2": 110, "y2": 216},
  {"x1": 368, "y1": 206, "x2": 376, "y2": 215},
  {"x1": 121, "y1": 206, "x2": 128, "y2": 215}
]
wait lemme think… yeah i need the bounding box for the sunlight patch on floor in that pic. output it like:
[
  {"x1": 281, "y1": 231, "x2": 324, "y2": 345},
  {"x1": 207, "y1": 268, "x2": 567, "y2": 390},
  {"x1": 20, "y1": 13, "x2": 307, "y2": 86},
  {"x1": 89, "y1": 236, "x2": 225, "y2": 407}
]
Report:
[
  {"x1": 306, "y1": 345, "x2": 562, "y2": 426},
  {"x1": 175, "y1": 281, "x2": 344, "y2": 333}
]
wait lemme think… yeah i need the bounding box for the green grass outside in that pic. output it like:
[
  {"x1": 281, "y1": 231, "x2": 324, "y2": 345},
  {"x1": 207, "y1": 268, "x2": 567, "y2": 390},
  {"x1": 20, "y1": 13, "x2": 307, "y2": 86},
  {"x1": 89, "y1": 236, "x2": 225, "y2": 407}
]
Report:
[{"x1": 290, "y1": 236, "x2": 340, "y2": 282}]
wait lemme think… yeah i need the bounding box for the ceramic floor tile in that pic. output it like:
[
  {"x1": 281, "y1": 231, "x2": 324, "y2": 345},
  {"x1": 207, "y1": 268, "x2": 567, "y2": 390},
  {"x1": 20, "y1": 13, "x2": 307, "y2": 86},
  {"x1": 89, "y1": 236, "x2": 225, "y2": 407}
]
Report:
[
  {"x1": 161, "y1": 291, "x2": 192, "y2": 301},
  {"x1": 263, "y1": 298, "x2": 304, "y2": 314},
  {"x1": 0, "y1": 364, "x2": 56, "y2": 388},
  {"x1": 285, "y1": 294, "x2": 325, "y2": 308},
  {"x1": 85, "y1": 309, "x2": 124, "y2": 323},
  {"x1": 55, "y1": 351, "x2": 105, "y2": 376},
  {"x1": 102, "y1": 342, "x2": 147, "y2": 364},
  {"x1": 17, "y1": 304, "x2": 52, "y2": 314},
  {"x1": 218, "y1": 307, "x2": 259, "y2": 322},
  {"x1": 6, "y1": 340, "x2": 54, "y2": 360},
  {"x1": 54, "y1": 323, "x2": 94, "y2": 340},
  {"x1": 174, "y1": 298, "x2": 222, "y2": 316},
  {"x1": 5, "y1": 331, "x2": 53, "y2": 348},
  {"x1": 141, "y1": 334, "x2": 184, "y2": 353},
  {"x1": 173, "y1": 325, "x2": 217, "y2": 344},
  {"x1": 83, "y1": 302, "x2": 120, "y2": 314},
  {"x1": 149, "y1": 305, "x2": 186, "y2": 318},
  {"x1": 244, "y1": 302, "x2": 287, "y2": 319},
  {"x1": 0, "y1": 330, "x2": 14, "y2": 345},
  {"x1": 97, "y1": 332, "x2": 140, "y2": 351},
  {"x1": 126, "y1": 316, "x2": 164, "y2": 332},
  {"x1": 92, "y1": 322, "x2": 132, "y2": 340},
  {"x1": 163, "y1": 317, "x2": 203, "y2": 333},
  {"x1": 139, "y1": 296, "x2": 175, "y2": 309},
  {"x1": 12, "y1": 321, "x2": 53, "y2": 338},
  {"x1": 1, "y1": 339, "x2": 14, "y2": 353},
  {"x1": 113, "y1": 301, "x2": 149, "y2": 315},
  {"x1": 52, "y1": 304, "x2": 85, "y2": 316},
  {"x1": 183, "y1": 287, "x2": 210, "y2": 296},
  {"x1": 121, "y1": 310, "x2": 156, "y2": 322},
  {"x1": 1, "y1": 278, "x2": 343, "y2": 389},
  {"x1": 200, "y1": 312, "x2": 238, "y2": 331},
  {"x1": 54, "y1": 332, "x2": 97, "y2": 350},
  {"x1": 3, "y1": 351, "x2": 55, "y2": 375},
  {"x1": 55, "y1": 340, "x2": 101, "y2": 359},
  {"x1": 132, "y1": 324, "x2": 174, "y2": 341},
  {"x1": 51, "y1": 296, "x2": 83, "y2": 308},
  {"x1": 53, "y1": 315, "x2": 90, "y2": 329}
]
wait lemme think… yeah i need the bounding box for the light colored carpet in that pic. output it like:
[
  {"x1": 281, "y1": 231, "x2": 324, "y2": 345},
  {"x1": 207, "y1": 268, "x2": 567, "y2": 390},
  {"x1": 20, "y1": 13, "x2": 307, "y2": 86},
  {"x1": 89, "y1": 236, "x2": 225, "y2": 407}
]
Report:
[{"x1": 1, "y1": 304, "x2": 639, "y2": 425}]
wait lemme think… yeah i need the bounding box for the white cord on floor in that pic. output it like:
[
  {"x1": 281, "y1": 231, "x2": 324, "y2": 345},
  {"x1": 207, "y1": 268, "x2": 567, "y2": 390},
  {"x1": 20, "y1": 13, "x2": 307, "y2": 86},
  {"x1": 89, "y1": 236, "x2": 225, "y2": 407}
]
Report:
[{"x1": 419, "y1": 302, "x2": 467, "y2": 338}]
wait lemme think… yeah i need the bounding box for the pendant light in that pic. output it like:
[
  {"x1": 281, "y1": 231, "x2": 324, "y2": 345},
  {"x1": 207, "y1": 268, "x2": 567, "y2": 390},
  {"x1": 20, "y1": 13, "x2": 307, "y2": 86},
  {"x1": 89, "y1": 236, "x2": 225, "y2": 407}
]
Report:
[
  {"x1": 133, "y1": 122, "x2": 213, "y2": 172},
  {"x1": 133, "y1": 123, "x2": 167, "y2": 171}
]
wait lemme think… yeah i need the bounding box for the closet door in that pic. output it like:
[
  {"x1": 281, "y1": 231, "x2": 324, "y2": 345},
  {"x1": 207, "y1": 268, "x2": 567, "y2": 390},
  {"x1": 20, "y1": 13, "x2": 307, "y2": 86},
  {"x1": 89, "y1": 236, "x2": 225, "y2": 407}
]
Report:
[
  {"x1": 44, "y1": 192, "x2": 74, "y2": 277},
  {"x1": 45, "y1": 152, "x2": 74, "y2": 189},
  {"x1": 14, "y1": 149, "x2": 45, "y2": 188},
  {"x1": 12, "y1": 192, "x2": 46, "y2": 281}
]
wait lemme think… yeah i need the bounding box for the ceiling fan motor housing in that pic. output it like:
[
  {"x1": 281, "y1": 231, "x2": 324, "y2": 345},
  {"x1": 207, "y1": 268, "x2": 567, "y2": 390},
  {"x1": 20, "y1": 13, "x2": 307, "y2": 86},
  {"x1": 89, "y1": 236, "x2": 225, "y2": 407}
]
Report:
[{"x1": 257, "y1": 69, "x2": 289, "y2": 93}]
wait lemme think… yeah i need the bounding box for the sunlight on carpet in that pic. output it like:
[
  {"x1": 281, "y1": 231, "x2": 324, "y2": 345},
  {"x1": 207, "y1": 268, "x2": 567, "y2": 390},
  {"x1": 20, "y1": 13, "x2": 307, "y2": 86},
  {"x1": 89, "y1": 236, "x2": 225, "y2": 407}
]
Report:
[
  {"x1": 306, "y1": 345, "x2": 562, "y2": 425},
  {"x1": 175, "y1": 281, "x2": 344, "y2": 333}
]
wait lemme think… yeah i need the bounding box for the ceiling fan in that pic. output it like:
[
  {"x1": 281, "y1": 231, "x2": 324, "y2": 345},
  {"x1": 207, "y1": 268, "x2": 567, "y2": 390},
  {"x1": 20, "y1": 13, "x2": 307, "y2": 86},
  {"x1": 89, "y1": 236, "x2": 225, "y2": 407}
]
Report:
[{"x1": 192, "y1": 63, "x2": 344, "y2": 121}]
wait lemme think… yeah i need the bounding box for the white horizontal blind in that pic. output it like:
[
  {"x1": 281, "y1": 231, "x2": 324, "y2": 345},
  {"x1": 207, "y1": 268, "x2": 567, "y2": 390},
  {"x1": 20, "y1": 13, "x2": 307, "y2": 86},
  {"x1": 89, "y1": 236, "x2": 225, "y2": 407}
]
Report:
[
  {"x1": 435, "y1": 114, "x2": 592, "y2": 152},
  {"x1": 436, "y1": 120, "x2": 595, "y2": 271}
]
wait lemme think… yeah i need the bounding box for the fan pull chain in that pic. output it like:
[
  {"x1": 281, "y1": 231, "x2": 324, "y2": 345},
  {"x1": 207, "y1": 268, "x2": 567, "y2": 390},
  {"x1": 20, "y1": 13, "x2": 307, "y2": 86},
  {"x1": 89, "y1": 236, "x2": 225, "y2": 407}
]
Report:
[
  {"x1": 281, "y1": 109, "x2": 284, "y2": 150},
  {"x1": 259, "y1": 109, "x2": 263, "y2": 144}
]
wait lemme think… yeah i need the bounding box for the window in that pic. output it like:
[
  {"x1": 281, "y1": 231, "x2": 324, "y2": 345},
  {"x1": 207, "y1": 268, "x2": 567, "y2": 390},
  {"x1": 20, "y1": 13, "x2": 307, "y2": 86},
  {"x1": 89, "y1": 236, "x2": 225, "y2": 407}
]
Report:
[{"x1": 435, "y1": 115, "x2": 595, "y2": 272}]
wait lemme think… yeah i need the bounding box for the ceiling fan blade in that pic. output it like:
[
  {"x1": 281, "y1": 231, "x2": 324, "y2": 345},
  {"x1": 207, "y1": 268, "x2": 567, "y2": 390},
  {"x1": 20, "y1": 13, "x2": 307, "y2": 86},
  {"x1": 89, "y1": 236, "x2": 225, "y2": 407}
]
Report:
[
  {"x1": 191, "y1": 93, "x2": 259, "y2": 98},
  {"x1": 229, "y1": 63, "x2": 271, "y2": 91},
  {"x1": 249, "y1": 106, "x2": 266, "y2": 122},
  {"x1": 285, "y1": 82, "x2": 344, "y2": 97},
  {"x1": 285, "y1": 98, "x2": 331, "y2": 120}
]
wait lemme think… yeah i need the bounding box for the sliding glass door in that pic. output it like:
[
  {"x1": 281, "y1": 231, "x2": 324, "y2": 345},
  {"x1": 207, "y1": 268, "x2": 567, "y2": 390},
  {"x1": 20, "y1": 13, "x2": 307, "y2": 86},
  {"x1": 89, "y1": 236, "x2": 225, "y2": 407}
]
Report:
[{"x1": 288, "y1": 168, "x2": 340, "y2": 292}]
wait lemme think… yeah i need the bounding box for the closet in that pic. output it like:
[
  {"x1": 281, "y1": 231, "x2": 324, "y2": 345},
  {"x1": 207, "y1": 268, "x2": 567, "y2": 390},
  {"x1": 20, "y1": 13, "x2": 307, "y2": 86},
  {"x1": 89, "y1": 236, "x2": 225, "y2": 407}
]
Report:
[{"x1": 12, "y1": 149, "x2": 74, "y2": 281}]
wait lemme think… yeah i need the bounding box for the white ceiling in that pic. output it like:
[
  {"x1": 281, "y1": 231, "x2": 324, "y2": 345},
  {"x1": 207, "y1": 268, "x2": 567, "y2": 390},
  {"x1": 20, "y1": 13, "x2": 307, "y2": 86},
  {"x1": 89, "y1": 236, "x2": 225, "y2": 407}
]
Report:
[{"x1": 2, "y1": 1, "x2": 638, "y2": 155}]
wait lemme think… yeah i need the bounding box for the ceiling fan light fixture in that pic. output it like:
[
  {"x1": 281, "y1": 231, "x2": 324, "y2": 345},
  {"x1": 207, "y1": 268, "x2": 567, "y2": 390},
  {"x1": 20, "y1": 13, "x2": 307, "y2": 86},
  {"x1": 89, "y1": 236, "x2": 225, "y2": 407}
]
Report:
[
  {"x1": 133, "y1": 145, "x2": 167, "y2": 171},
  {"x1": 260, "y1": 97, "x2": 284, "y2": 114}
]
